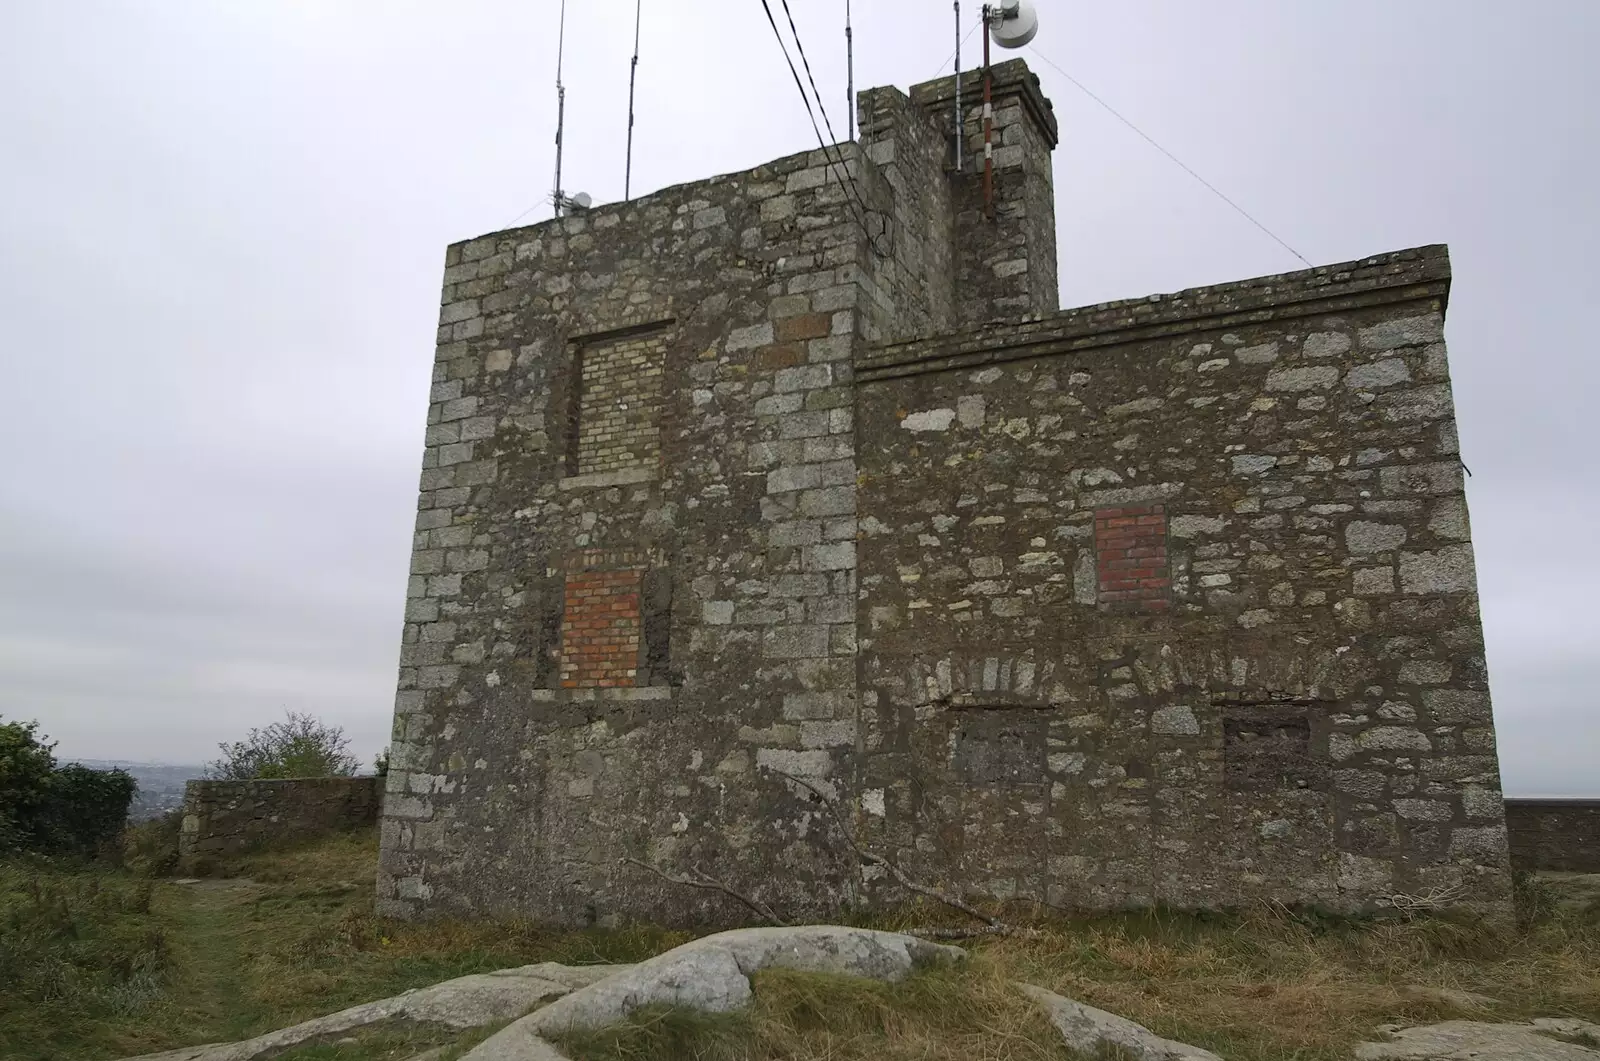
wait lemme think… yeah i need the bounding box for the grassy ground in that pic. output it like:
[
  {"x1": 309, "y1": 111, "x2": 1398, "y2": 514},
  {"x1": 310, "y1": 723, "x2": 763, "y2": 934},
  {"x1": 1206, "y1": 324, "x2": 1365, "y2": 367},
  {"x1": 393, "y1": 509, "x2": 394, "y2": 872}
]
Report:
[
  {"x1": 0, "y1": 830, "x2": 682, "y2": 1061},
  {"x1": 553, "y1": 882, "x2": 1600, "y2": 1061},
  {"x1": 2, "y1": 828, "x2": 1597, "y2": 1061}
]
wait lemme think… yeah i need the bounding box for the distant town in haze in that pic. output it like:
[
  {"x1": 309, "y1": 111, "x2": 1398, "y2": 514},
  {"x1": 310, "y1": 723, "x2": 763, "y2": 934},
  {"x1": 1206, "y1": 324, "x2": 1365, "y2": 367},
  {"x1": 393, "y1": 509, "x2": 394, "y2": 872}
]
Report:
[{"x1": 71, "y1": 761, "x2": 203, "y2": 821}]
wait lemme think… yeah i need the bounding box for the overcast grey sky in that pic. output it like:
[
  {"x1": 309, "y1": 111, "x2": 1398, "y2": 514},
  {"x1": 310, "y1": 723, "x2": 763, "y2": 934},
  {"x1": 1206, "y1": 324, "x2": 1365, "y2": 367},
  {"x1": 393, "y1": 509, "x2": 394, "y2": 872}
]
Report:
[{"x1": 0, "y1": 3, "x2": 1594, "y2": 795}]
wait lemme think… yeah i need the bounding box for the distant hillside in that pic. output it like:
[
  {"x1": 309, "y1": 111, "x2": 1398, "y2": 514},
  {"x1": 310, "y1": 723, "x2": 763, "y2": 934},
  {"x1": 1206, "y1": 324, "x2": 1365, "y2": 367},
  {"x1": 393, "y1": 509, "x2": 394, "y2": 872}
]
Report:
[{"x1": 71, "y1": 760, "x2": 205, "y2": 821}]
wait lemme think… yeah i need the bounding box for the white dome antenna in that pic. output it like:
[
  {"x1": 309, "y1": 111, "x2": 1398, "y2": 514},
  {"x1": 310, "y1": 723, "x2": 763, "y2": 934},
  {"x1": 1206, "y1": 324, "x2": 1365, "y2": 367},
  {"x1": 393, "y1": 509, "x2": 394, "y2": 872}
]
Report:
[
  {"x1": 988, "y1": 1, "x2": 1038, "y2": 49},
  {"x1": 554, "y1": 191, "x2": 594, "y2": 213}
]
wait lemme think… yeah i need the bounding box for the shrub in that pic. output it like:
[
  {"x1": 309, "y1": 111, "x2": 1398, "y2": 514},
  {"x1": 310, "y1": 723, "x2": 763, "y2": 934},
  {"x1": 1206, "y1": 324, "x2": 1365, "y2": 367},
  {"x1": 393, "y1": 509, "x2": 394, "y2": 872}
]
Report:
[
  {"x1": 123, "y1": 811, "x2": 183, "y2": 878},
  {"x1": 34, "y1": 765, "x2": 138, "y2": 858},
  {"x1": 0, "y1": 718, "x2": 135, "y2": 858},
  {"x1": 0, "y1": 719, "x2": 56, "y2": 851},
  {"x1": 209, "y1": 711, "x2": 359, "y2": 780}
]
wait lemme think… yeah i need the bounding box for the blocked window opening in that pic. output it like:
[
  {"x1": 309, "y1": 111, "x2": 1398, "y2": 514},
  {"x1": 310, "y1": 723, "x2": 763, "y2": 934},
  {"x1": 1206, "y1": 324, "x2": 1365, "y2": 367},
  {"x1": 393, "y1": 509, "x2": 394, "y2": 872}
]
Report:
[
  {"x1": 1095, "y1": 504, "x2": 1170, "y2": 613},
  {"x1": 566, "y1": 325, "x2": 669, "y2": 477},
  {"x1": 1222, "y1": 707, "x2": 1326, "y2": 791},
  {"x1": 954, "y1": 716, "x2": 1046, "y2": 785},
  {"x1": 560, "y1": 561, "x2": 644, "y2": 688}
]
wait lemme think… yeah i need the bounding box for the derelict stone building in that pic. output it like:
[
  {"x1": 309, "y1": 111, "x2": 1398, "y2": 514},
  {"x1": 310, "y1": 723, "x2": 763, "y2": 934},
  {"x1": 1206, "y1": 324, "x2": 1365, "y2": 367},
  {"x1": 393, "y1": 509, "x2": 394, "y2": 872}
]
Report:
[{"x1": 377, "y1": 60, "x2": 1511, "y2": 923}]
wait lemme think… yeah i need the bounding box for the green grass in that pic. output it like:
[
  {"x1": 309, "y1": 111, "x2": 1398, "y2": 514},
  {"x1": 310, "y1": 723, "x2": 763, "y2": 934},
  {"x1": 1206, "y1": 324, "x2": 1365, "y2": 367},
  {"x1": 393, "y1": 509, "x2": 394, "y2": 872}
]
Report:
[
  {"x1": 0, "y1": 829, "x2": 684, "y2": 1061},
  {"x1": 3, "y1": 828, "x2": 1599, "y2": 1061}
]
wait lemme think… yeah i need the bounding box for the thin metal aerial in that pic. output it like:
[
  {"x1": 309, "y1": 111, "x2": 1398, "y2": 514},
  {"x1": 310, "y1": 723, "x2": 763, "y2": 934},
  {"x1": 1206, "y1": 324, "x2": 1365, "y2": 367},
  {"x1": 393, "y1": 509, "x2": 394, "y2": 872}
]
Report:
[
  {"x1": 625, "y1": 0, "x2": 642, "y2": 199},
  {"x1": 552, "y1": 0, "x2": 569, "y2": 217},
  {"x1": 953, "y1": 2, "x2": 962, "y2": 169},
  {"x1": 982, "y1": 4, "x2": 993, "y2": 218},
  {"x1": 758, "y1": 0, "x2": 889, "y2": 258},
  {"x1": 845, "y1": 0, "x2": 855, "y2": 141}
]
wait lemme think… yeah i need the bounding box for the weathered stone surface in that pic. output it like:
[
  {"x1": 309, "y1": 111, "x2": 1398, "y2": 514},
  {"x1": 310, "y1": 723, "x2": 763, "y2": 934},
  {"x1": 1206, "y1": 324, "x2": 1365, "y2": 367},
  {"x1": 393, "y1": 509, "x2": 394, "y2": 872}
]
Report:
[
  {"x1": 1346, "y1": 522, "x2": 1408, "y2": 554},
  {"x1": 1354, "y1": 1018, "x2": 1600, "y2": 1060},
  {"x1": 464, "y1": 928, "x2": 964, "y2": 1061},
  {"x1": 119, "y1": 963, "x2": 625, "y2": 1061},
  {"x1": 1018, "y1": 983, "x2": 1222, "y2": 1061},
  {"x1": 1399, "y1": 546, "x2": 1477, "y2": 595}
]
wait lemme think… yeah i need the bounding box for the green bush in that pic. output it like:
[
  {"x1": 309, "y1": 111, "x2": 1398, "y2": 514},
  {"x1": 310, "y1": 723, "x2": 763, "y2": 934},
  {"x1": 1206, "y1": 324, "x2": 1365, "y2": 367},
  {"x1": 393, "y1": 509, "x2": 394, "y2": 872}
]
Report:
[
  {"x1": 123, "y1": 811, "x2": 183, "y2": 878},
  {"x1": 36, "y1": 765, "x2": 138, "y2": 858},
  {"x1": 0, "y1": 719, "x2": 56, "y2": 851},
  {"x1": 0, "y1": 718, "x2": 136, "y2": 859},
  {"x1": 209, "y1": 710, "x2": 359, "y2": 780}
]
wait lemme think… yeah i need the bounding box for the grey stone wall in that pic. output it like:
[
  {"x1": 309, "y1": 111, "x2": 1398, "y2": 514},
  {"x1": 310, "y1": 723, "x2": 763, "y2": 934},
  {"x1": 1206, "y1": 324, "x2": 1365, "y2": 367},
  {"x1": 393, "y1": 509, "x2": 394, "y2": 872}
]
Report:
[
  {"x1": 178, "y1": 776, "x2": 381, "y2": 871},
  {"x1": 855, "y1": 245, "x2": 1509, "y2": 913},
  {"x1": 1505, "y1": 799, "x2": 1600, "y2": 873},
  {"x1": 378, "y1": 137, "x2": 880, "y2": 923},
  {"x1": 377, "y1": 61, "x2": 1510, "y2": 926}
]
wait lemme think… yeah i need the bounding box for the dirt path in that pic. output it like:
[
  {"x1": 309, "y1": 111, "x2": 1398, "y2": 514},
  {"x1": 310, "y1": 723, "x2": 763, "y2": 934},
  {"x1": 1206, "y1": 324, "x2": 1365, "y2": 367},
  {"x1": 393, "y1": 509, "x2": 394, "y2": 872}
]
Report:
[{"x1": 154, "y1": 878, "x2": 266, "y2": 1044}]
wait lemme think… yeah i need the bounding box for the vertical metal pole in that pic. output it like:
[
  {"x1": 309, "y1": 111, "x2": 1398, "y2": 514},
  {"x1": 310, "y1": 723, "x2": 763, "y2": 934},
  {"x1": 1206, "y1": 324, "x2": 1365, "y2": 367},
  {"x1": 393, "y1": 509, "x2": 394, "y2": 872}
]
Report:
[
  {"x1": 982, "y1": 4, "x2": 993, "y2": 220},
  {"x1": 553, "y1": 0, "x2": 568, "y2": 217},
  {"x1": 625, "y1": 0, "x2": 641, "y2": 199},
  {"x1": 953, "y1": 2, "x2": 962, "y2": 170},
  {"x1": 845, "y1": 0, "x2": 855, "y2": 141}
]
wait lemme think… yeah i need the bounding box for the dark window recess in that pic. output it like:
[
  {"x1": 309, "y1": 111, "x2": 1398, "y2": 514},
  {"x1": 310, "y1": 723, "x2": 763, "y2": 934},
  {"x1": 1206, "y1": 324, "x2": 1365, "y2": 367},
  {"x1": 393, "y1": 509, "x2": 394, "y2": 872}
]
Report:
[
  {"x1": 638, "y1": 568, "x2": 675, "y2": 687},
  {"x1": 1222, "y1": 707, "x2": 1327, "y2": 791},
  {"x1": 535, "y1": 575, "x2": 565, "y2": 689},
  {"x1": 954, "y1": 717, "x2": 1046, "y2": 785}
]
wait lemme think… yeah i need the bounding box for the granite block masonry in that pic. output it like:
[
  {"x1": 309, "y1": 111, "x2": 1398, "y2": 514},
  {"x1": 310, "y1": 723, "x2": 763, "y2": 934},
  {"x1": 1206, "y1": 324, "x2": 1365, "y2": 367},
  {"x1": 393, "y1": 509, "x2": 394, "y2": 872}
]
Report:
[{"x1": 377, "y1": 59, "x2": 1512, "y2": 925}]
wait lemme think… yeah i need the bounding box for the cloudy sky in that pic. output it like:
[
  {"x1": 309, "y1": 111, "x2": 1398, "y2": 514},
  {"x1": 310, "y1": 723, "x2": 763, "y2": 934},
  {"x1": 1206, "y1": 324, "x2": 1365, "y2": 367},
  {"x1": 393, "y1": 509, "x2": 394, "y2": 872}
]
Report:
[{"x1": 1, "y1": 2, "x2": 1593, "y2": 795}]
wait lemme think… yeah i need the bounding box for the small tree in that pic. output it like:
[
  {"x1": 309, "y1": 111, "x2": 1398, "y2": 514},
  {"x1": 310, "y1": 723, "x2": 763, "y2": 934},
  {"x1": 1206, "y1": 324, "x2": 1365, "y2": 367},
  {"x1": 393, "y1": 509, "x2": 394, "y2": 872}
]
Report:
[
  {"x1": 208, "y1": 711, "x2": 359, "y2": 780},
  {"x1": 0, "y1": 717, "x2": 135, "y2": 856},
  {"x1": 34, "y1": 764, "x2": 138, "y2": 856},
  {"x1": 373, "y1": 746, "x2": 390, "y2": 777},
  {"x1": 0, "y1": 718, "x2": 55, "y2": 850}
]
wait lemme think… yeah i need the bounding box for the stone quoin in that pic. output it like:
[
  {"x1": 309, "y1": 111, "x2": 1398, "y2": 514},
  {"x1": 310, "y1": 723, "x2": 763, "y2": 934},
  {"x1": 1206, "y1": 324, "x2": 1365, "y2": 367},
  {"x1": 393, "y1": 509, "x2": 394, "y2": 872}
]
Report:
[{"x1": 377, "y1": 59, "x2": 1511, "y2": 924}]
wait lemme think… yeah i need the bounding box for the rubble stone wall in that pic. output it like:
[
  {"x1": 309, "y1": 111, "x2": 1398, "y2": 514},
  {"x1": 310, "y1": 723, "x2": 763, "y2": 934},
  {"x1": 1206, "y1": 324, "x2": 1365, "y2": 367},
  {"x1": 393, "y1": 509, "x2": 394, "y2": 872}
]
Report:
[
  {"x1": 178, "y1": 777, "x2": 381, "y2": 871},
  {"x1": 1506, "y1": 799, "x2": 1600, "y2": 873},
  {"x1": 855, "y1": 244, "x2": 1509, "y2": 912}
]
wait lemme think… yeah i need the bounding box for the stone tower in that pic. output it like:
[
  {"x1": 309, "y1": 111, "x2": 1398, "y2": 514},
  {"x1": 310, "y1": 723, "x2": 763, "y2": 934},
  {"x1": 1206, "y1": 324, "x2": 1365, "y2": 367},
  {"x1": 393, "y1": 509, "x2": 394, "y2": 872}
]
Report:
[{"x1": 378, "y1": 60, "x2": 1511, "y2": 924}]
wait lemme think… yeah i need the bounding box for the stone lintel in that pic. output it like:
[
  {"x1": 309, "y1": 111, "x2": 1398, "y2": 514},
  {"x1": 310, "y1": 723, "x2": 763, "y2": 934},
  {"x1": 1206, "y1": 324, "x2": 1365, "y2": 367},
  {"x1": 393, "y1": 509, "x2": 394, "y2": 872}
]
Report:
[{"x1": 557, "y1": 466, "x2": 658, "y2": 492}]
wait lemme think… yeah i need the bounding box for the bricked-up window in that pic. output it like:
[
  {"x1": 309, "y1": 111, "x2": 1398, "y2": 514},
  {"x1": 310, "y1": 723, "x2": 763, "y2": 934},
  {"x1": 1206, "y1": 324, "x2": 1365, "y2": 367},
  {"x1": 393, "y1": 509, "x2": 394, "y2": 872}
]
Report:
[
  {"x1": 567, "y1": 326, "x2": 668, "y2": 477},
  {"x1": 1095, "y1": 504, "x2": 1170, "y2": 612},
  {"x1": 560, "y1": 563, "x2": 644, "y2": 688}
]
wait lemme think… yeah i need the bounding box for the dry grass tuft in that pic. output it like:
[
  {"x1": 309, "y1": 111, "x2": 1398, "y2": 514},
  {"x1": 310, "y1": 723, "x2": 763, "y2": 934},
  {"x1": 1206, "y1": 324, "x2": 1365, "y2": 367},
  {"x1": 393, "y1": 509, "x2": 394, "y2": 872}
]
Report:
[{"x1": 552, "y1": 961, "x2": 1074, "y2": 1061}]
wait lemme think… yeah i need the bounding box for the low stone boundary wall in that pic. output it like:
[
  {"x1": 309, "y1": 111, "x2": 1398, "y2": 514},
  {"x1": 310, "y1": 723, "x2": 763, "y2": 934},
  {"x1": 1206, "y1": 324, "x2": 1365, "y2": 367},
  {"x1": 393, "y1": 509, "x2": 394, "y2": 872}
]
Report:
[
  {"x1": 1505, "y1": 798, "x2": 1600, "y2": 873},
  {"x1": 178, "y1": 776, "x2": 382, "y2": 871}
]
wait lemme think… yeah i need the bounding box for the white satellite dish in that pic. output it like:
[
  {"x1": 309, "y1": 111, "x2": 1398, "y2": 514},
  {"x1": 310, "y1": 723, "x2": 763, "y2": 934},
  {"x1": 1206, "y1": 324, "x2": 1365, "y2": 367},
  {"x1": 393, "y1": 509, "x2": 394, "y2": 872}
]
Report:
[
  {"x1": 571, "y1": 191, "x2": 593, "y2": 210},
  {"x1": 989, "y1": 0, "x2": 1038, "y2": 49}
]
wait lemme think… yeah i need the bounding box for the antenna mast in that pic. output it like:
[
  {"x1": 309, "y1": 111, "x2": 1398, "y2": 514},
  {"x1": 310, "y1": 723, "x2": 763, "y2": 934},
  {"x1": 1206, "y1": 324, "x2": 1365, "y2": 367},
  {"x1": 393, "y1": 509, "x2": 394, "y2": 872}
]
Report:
[
  {"x1": 625, "y1": 0, "x2": 642, "y2": 199},
  {"x1": 552, "y1": 0, "x2": 569, "y2": 217},
  {"x1": 845, "y1": 0, "x2": 855, "y2": 141},
  {"x1": 982, "y1": 3, "x2": 992, "y2": 219},
  {"x1": 953, "y1": 2, "x2": 962, "y2": 170}
]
